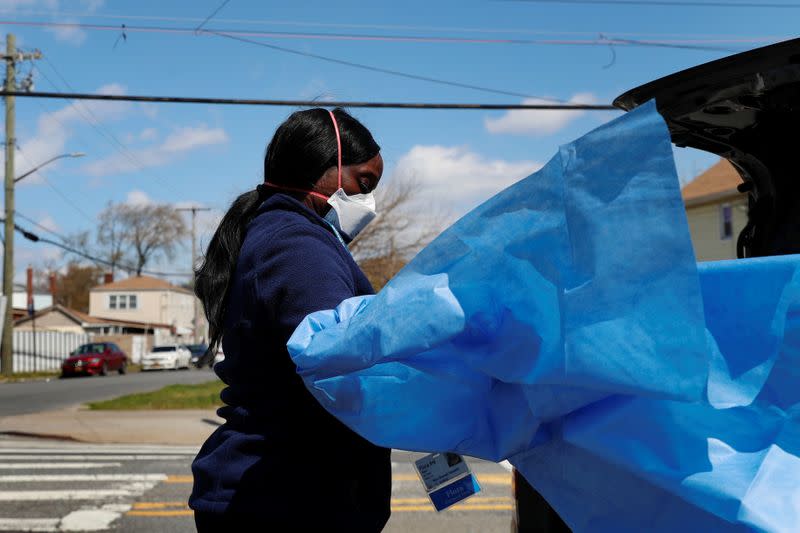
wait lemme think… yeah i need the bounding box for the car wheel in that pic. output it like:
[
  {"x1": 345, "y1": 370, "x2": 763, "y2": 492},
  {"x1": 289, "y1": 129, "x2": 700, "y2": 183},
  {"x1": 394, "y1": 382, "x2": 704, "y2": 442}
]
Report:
[
  {"x1": 99, "y1": 362, "x2": 108, "y2": 376},
  {"x1": 118, "y1": 362, "x2": 127, "y2": 375}
]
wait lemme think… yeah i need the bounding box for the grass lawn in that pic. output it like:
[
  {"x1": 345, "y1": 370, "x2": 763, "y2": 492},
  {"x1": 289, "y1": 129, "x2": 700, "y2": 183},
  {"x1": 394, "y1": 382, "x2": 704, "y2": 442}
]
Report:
[
  {"x1": 87, "y1": 380, "x2": 225, "y2": 410},
  {"x1": 0, "y1": 371, "x2": 60, "y2": 383}
]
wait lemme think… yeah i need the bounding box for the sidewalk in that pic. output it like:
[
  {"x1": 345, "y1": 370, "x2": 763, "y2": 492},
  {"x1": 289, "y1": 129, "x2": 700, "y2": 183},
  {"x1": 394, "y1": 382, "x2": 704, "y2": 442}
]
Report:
[{"x1": 0, "y1": 405, "x2": 223, "y2": 445}]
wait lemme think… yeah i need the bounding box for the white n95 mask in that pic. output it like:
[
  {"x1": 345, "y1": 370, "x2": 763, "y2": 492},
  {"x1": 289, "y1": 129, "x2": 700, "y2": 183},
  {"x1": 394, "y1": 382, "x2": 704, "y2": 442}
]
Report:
[{"x1": 324, "y1": 188, "x2": 377, "y2": 242}]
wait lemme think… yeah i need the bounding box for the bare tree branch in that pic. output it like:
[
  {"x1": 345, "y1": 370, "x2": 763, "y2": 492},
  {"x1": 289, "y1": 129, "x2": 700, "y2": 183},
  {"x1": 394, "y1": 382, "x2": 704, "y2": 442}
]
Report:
[{"x1": 351, "y1": 176, "x2": 449, "y2": 290}]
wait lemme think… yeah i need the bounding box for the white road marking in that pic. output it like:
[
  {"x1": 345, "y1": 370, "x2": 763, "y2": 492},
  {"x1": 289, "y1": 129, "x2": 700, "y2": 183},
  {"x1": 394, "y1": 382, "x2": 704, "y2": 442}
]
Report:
[
  {"x1": 60, "y1": 504, "x2": 132, "y2": 532},
  {"x1": 0, "y1": 481, "x2": 160, "y2": 501},
  {"x1": 0, "y1": 462, "x2": 122, "y2": 469},
  {"x1": 0, "y1": 454, "x2": 190, "y2": 461},
  {"x1": 0, "y1": 518, "x2": 59, "y2": 531},
  {"x1": 0, "y1": 447, "x2": 198, "y2": 454},
  {"x1": 0, "y1": 474, "x2": 167, "y2": 482}
]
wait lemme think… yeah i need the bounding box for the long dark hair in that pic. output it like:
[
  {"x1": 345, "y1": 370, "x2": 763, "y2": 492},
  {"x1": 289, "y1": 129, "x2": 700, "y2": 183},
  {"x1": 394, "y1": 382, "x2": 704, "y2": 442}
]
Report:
[{"x1": 196, "y1": 108, "x2": 380, "y2": 355}]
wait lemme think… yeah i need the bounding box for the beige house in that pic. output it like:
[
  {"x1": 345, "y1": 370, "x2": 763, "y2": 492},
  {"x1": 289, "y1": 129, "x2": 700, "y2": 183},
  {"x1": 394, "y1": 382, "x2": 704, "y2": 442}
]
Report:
[
  {"x1": 14, "y1": 304, "x2": 173, "y2": 362},
  {"x1": 89, "y1": 276, "x2": 206, "y2": 342},
  {"x1": 682, "y1": 160, "x2": 748, "y2": 262}
]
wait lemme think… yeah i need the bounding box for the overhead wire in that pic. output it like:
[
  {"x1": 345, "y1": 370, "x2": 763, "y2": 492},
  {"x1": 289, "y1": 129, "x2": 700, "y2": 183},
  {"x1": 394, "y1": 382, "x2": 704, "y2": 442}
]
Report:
[
  {"x1": 0, "y1": 19, "x2": 758, "y2": 48},
  {"x1": 15, "y1": 147, "x2": 96, "y2": 224},
  {"x1": 0, "y1": 90, "x2": 619, "y2": 110},
  {"x1": 4, "y1": 218, "x2": 192, "y2": 277},
  {"x1": 206, "y1": 30, "x2": 574, "y2": 102},
  {"x1": 0, "y1": 9, "x2": 790, "y2": 39},
  {"x1": 195, "y1": 0, "x2": 231, "y2": 33},
  {"x1": 37, "y1": 57, "x2": 183, "y2": 196},
  {"x1": 13, "y1": 211, "x2": 71, "y2": 242}
]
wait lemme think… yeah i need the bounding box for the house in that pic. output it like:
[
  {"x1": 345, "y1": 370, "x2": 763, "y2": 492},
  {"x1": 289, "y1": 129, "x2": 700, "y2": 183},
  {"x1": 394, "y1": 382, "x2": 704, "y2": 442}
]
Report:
[
  {"x1": 13, "y1": 304, "x2": 173, "y2": 362},
  {"x1": 682, "y1": 160, "x2": 748, "y2": 262},
  {"x1": 11, "y1": 292, "x2": 52, "y2": 321},
  {"x1": 88, "y1": 275, "x2": 206, "y2": 342}
]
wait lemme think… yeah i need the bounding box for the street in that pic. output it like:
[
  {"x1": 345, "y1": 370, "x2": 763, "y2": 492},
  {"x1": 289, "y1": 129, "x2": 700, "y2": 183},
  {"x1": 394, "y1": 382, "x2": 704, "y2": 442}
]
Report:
[
  {"x1": 0, "y1": 437, "x2": 512, "y2": 532},
  {"x1": 0, "y1": 370, "x2": 217, "y2": 417}
]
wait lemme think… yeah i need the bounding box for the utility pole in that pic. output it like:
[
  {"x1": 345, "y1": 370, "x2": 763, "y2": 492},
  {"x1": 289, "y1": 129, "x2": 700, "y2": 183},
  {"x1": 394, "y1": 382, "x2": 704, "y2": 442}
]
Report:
[
  {"x1": 1, "y1": 35, "x2": 40, "y2": 376},
  {"x1": 177, "y1": 206, "x2": 210, "y2": 344}
]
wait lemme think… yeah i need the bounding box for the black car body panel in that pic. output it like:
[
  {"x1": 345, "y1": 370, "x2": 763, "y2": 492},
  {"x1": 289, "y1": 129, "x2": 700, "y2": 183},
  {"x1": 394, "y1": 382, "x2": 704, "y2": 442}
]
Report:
[{"x1": 614, "y1": 37, "x2": 800, "y2": 258}]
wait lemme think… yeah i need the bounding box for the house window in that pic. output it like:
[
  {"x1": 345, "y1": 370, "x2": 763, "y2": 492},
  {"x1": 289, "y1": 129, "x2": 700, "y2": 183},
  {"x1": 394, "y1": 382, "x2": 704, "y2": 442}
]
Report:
[
  {"x1": 720, "y1": 204, "x2": 733, "y2": 240},
  {"x1": 109, "y1": 294, "x2": 138, "y2": 310}
]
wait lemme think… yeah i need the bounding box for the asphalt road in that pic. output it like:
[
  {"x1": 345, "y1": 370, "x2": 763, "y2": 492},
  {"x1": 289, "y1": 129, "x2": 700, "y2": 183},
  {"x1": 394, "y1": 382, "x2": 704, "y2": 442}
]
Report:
[
  {"x1": 0, "y1": 438, "x2": 512, "y2": 533},
  {"x1": 0, "y1": 369, "x2": 219, "y2": 417}
]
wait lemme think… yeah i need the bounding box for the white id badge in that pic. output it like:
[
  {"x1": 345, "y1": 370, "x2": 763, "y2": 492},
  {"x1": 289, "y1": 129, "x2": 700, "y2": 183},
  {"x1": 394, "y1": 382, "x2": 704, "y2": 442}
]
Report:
[{"x1": 413, "y1": 452, "x2": 481, "y2": 511}]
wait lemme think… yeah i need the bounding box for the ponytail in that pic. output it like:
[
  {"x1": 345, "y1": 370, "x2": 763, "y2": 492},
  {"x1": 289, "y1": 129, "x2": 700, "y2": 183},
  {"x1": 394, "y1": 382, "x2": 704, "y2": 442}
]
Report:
[{"x1": 195, "y1": 188, "x2": 263, "y2": 355}]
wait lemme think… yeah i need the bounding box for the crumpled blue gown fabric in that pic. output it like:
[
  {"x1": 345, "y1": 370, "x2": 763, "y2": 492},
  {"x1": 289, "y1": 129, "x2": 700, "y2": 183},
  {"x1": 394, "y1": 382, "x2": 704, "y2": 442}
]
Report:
[{"x1": 287, "y1": 101, "x2": 800, "y2": 532}]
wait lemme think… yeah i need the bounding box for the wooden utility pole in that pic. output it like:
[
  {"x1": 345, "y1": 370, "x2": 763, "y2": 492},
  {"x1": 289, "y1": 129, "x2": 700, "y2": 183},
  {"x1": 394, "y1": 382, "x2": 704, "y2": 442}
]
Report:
[
  {"x1": 177, "y1": 206, "x2": 210, "y2": 344},
  {"x1": 1, "y1": 35, "x2": 40, "y2": 376}
]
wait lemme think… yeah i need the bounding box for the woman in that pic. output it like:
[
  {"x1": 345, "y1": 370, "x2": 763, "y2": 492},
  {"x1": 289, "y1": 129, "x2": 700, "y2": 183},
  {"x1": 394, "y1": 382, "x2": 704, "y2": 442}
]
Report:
[{"x1": 189, "y1": 108, "x2": 391, "y2": 531}]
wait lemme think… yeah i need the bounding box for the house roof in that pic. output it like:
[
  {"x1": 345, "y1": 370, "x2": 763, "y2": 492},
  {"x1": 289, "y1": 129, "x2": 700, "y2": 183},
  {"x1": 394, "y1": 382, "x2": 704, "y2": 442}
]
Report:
[
  {"x1": 14, "y1": 304, "x2": 173, "y2": 330},
  {"x1": 91, "y1": 275, "x2": 193, "y2": 295},
  {"x1": 682, "y1": 159, "x2": 745, "y2": 207}
]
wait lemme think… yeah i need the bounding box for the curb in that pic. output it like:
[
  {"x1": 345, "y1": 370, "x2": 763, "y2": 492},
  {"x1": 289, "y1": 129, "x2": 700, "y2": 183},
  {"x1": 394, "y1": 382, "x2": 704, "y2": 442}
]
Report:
[{"x1": 0, "y1": 430, "x2": 82, "y2": 442}]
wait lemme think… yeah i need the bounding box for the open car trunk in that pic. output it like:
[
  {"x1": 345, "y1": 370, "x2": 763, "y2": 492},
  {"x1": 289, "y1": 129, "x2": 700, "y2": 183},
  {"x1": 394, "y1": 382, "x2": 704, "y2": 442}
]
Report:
[{"x1": 614, "y1": 37, "x2": 800, "y2": 258}]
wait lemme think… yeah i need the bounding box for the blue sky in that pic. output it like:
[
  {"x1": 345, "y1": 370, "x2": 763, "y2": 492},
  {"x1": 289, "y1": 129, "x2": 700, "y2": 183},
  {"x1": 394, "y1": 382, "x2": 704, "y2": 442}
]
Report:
[{"x1": 0, "y1": 0, "x2": 795, "y2": 282}]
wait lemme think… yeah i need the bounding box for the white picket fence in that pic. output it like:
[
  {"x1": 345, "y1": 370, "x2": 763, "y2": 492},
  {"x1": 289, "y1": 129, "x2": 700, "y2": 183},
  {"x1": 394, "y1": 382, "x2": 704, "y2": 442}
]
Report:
[{"x1": 10, "y1": 331, "x2": 90, "y2": 373}]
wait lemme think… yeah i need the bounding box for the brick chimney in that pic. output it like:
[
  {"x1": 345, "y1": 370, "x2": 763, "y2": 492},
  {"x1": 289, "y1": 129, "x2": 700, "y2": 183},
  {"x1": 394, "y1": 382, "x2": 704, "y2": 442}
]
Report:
[
  {"x1": 49, "y1": 273, "x2": 57, "y2": 299},
  {"x1": 103, "y1": 272, "x2": 114, "y2": 285}
]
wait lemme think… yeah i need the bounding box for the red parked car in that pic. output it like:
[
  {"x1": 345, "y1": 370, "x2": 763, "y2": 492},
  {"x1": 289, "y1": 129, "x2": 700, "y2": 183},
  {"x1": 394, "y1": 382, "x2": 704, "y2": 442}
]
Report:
[{"x1": 61, "y1": 342, "x2": 128, "y2": 377}]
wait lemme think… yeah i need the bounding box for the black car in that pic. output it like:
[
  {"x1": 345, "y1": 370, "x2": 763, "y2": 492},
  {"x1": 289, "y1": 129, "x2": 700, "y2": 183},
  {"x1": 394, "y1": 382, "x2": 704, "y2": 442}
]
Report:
[
  {"x1": 513, "y1": 37, "x2": 800, "y2": 532},
  {"x1": 185, "y1": 343, "x2": 212, "y2": 368}
]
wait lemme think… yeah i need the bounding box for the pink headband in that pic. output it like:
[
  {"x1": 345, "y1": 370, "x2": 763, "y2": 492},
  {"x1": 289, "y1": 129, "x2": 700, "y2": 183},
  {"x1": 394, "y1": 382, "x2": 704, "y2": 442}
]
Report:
[{"x1": 262, "y1": 109, "x2": 342, "y2": 201}]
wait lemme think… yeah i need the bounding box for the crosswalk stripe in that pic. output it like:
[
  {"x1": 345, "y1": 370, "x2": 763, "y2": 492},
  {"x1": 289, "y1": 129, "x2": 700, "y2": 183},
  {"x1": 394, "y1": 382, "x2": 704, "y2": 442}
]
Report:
[
  {"x1": 0, "y1": 474, "x2": 167, "y2": 482},
  {"x1": 0, "y1": 447, "x2": 198, "y2": 454},
  {"x1": 0, "y1": 462, "x2": 122, "y2": 469},
  {"x1": 0, "y1": 454, "x2": 190, "y2": 461},
  {"x1": 0, "y1": 518, "x2": 60, "y2": 531},
  {"x1": 0, "y1": 490, "x2": 136, "y2": 501}
]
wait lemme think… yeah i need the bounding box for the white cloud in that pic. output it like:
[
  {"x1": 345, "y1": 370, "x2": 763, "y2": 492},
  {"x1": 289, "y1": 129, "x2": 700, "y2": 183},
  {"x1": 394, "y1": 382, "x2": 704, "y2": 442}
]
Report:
[
  {"x1": 47, "y1": 18, "x2": 86, "y2": 45},
  {"x1": 485, "y1": 93, "x2": 598, "y2": 136},
  {"x1": 125, "y1": 190, "x2": 152, "y2": 206},
  {"x1": 9, "y1": 83, "x2": 130, "y2": 186},
  {"x1": 83, "y1": 125, "x2": 228, "y2": 177},
  {"x1": 36, "y1": 215, "x2": 61, "y2": 233},
  {"x1": 139, "y1": 128, "x2": 158, "y2": 142},
  {"x1": 392, "y1": 145, "x2": 540, "y2": 214},
  {"x1": 0, "y1": 0, "x2": 104, "y2": 44}
]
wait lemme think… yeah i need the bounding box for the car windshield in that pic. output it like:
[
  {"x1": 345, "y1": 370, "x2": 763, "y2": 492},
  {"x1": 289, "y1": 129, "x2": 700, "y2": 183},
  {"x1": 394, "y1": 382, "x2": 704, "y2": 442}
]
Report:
[
  {"x1": 152, "y1": 346, "x2": 177, "y2": 353},
  {"x1": 187, "y1": 344, "x2": 208, "y2": 354},
  {"x1": 75, "y1": 344, "x2": 105, "y2": 354}
]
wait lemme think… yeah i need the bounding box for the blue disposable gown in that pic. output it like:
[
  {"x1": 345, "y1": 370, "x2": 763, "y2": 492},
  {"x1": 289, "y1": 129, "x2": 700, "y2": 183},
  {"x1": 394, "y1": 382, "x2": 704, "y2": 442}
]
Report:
[{"x1": 288, "y1": 101, "x2": 800, "y2": 532}]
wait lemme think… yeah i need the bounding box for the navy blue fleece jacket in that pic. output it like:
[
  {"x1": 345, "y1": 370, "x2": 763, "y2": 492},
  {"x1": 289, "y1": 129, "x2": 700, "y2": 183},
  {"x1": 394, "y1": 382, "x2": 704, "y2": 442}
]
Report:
[{"x1": 189, "y1": 193, "x2": 391, "y2": 530}]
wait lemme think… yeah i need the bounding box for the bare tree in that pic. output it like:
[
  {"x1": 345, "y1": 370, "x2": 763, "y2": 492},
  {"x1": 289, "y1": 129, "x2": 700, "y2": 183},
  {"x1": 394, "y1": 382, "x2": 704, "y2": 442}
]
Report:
[
  {"x1": 350, "y1": 177, "x2": 447, "y2": 290},
  {"x1": 97, "y1": 201, "x2": 130, "y2": 277},
  {"x1": 116, "y1": 203, "x2": 188, "y2": 276}
]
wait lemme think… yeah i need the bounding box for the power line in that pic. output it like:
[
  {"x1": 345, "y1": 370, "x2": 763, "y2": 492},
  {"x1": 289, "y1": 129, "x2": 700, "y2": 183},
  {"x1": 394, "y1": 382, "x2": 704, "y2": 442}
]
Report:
[
  {"x1": 195, "y1": 0, "x2": 231, "y2": 33},
  {"x1": 36, "y1": 58, "x2": 183, "y2": 196},
  {"x1": 0, "y1": 9, "x2": 788, "y2": 40},
  {"x1": 4, "y1": 219, "x2": 193, "y2": 277},
  {"x1": 13, "y1": 211, "x2": 70, "y2": 242},
  {"x1": 0, "y1": 90, "x2": 619, "y2": 110},
  {"x1": 505, "y1": 0, "x2": 800, "y2": 7},
  {"x1": 0, "y1": 19, "x2": 754, "y2": 48},
  {"x1": 15, "y1": 147, "x2": 96, "y2": 224},
  {"x1": 207, "y1": 31, "x2": 572, "y2": 102}
]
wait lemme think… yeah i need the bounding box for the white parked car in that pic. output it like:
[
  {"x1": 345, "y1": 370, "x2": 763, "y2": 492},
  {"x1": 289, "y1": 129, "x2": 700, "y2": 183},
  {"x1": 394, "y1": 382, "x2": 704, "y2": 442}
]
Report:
[{"x1": 141, "y1": 345, "x2": 192, "y2": 371}]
